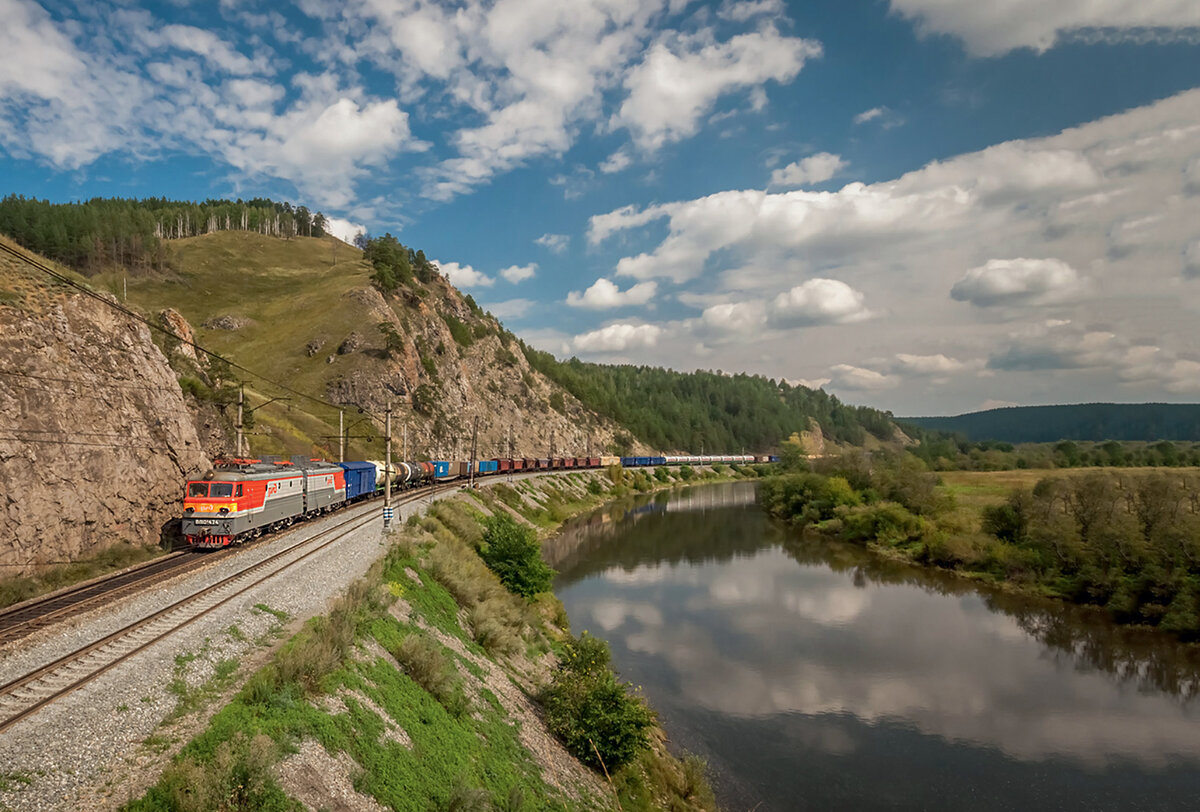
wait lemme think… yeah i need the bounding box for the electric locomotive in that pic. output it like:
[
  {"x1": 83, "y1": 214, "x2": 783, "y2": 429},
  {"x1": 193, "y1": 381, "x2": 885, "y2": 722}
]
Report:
[{"x1": 182, "y1": 457, "x2": 345, "y2": 548}]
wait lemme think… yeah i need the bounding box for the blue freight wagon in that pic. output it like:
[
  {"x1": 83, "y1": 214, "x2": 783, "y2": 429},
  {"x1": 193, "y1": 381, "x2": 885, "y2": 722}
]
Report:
[
  {"x1": 431, "y1": 460, "x2": 452, "y2": 479},
  {"x1": 649, "y1": 456, "x2": 667, "y2": 466},
  {"x1": 337, "y1": 461, "x2": 377, "y2": 502},
  {"x1": 635, "y1": 456, "x2": 651, "y2": 466},
  {"x1": 621, "y1": 457, "x2": 637, "y2": 467},
  {"x1": 477, "y1": 460, "x2": 498, "y2": 474}
]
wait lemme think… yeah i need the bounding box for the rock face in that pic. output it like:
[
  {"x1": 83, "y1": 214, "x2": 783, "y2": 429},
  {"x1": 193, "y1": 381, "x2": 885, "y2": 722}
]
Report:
[
  {"x1": 323, "y1": 282, "x2": 639, "y2": 460},
  {"x1": 0, "y1": 246, "x2": 210, "y2": 574}
]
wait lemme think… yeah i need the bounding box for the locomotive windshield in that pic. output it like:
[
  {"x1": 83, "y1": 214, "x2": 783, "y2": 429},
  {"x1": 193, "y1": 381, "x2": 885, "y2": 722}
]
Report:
[
  {"x1": 187, "y1": 483, "x2": 208, "y2": 497},
  {"x1": 210, "y1": 483, "x2": 234, "y2": 498}
]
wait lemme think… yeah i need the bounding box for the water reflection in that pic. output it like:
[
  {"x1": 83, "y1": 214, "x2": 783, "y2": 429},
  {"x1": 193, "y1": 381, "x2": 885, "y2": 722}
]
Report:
[{"x1": 549, "y1": 483, "x2": 1200, "y2": 811}]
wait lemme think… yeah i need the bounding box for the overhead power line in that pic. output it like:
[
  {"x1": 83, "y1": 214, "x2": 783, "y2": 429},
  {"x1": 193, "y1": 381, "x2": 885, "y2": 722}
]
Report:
[
  {"x1": 0, "y1": 240, "x2": 374, "y2": 419},
  {"x1": 0, "y1": 436, "x2": 163, "y2": 450},
  {"x1": 0, "y1": 368, "x2": 166, "y2": 392}
]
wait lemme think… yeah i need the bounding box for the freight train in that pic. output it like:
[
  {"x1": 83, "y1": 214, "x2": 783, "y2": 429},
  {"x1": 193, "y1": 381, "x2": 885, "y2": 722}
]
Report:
[{"x1": 181, "y1": 452, "x2": 775, "y2": 548}]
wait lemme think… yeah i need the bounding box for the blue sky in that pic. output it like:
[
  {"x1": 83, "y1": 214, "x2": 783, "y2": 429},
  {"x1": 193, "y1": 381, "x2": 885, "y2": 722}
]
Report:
[{"x1": 3, "y1": 0, "x2": 1200, "y2": 415}]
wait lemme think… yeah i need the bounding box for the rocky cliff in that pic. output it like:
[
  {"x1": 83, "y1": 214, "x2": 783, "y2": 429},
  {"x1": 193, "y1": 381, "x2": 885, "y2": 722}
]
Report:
[{"x1": 0, "y1": 238, "x2": 210, "y2": 574}]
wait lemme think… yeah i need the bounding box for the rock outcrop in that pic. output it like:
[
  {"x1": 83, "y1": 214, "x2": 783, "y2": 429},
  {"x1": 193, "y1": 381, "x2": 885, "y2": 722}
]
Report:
[
  {"x1": 0, "y1": 243, "x2": 210, "y2": 574},
  {"x1": 323, "y1": 281, "x2": 638, "y2": 460}
]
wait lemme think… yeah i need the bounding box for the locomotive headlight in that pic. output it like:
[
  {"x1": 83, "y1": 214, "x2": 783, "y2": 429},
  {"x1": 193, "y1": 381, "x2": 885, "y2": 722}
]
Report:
[
  {"x1": 219, "y1": 507, "x2": 229, "y2": 514},
  {"x1": 184, "y1": 507, "x2": 193, "y2": 514}
]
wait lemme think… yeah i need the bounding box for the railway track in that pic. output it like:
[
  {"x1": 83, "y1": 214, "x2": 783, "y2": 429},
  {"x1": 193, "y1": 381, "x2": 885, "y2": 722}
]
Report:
[
  {"x1": 0, "y1": 485, "x2": 452, "y2": 734},
  {"x1": 0, "y1": 550, "x2": 219, "y2": 647}
]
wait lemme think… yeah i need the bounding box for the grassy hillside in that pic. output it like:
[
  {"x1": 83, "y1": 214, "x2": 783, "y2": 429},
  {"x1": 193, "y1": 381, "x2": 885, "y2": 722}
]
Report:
[
  {"x1": 88, "y1": 230, "x2": 631, "y2": 462},
  {"x1": 903, "y1": 403, "x2": 1200, "y2": 443}
]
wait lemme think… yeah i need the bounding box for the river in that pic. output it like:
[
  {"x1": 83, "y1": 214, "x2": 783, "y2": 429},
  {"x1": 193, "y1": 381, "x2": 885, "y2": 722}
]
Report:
[{"x1": 547, "y1": 481, "x2": 1200, "y2": 811}]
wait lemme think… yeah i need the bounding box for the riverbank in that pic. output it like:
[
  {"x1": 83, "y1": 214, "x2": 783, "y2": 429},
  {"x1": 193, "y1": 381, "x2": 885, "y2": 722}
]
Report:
[
  {"x1": 121, "y1": 467, "x2": 746, "y2": 811},
  {"x1": 760, "y1": 455, "x2": 1200, "y2": 638}
]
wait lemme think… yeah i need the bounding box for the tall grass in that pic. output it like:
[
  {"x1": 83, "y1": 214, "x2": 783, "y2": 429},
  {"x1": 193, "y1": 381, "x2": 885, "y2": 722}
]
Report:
[{"x1": 389, "y1": 632, "x2": 469, "y2": 717}]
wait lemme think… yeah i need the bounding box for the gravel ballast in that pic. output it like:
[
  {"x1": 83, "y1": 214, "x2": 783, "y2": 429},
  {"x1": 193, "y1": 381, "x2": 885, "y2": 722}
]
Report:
[{"x1": 0, "y1": 486, "x2": 464, "y2": 812}]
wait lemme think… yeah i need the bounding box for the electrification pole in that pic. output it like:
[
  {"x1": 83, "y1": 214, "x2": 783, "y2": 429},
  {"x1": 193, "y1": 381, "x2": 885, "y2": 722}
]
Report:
[
  {"x1": 468, "y1": 416, "x2": 478, "y2": 488},
  {"x1": 384, "y1": 400, "x2": 393, "y2": 529},
  {"x1": 339, "y1": 409, "x2": 345, "y2": 462},
  {"x1": 236, "y1": 384, "x2": 245, "y2": 458}
]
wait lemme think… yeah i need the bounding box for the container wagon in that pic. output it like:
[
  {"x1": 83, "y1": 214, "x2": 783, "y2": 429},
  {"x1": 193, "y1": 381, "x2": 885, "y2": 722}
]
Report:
[{"x1": 337, "y1": 461, "x2": 376, "y2": 502}]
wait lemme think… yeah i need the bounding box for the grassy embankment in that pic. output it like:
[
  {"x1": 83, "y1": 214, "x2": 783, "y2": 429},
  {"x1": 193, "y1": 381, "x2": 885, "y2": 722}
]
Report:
[
  {"x1": 124, "y1": 466, "x2": 751, "y2": 812},
  {"x1": 760, "y1": 452, "x2": 1200, "y2": 636}
]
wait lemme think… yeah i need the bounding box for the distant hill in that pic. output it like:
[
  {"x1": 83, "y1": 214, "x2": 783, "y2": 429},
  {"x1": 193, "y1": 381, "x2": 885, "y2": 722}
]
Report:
[{"x1": 902, "y1": 404, "x2": 1200, "y2": 443}]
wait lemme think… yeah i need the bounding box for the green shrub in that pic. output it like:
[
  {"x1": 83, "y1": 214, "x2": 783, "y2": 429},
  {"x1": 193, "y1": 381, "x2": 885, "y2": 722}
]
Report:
[
  {"x1": 479, "y1": 514, "x2": 554, "y2": 599},
  {"x1": 131, "y1": 733, "x2": 289, "y2": 812},
  {"x1": 444, "y1": 313, "x2": 474, "y2": 348},
  {"x1": 390, "y1": 632, "x2": 469, "y2": 716},
  {"x1": 542, "y1": 633, "x2": 653, "y2": 773},
  {"x1": 495, "y1": 346, "x2": 518, "y2": 367},
  {"x1": 839, "y1": 502, "x2": 924, "y2": 544}
]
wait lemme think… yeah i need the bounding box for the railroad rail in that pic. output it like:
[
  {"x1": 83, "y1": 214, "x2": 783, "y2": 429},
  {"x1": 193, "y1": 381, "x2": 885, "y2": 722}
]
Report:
[
  {"x1": 0, "y1": 484, "x2": 453, "y2": 734},
  {"x1": 0, "y1": 551, "x2": 217, "y2": 647}
]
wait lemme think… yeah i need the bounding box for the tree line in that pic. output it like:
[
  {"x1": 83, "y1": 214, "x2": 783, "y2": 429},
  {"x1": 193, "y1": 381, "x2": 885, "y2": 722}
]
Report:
[
  {"x1": 517, "y1": 350, "x2": 898, "y2": 454},
  {"x1": 760, "y1": 445, "x2": 1200, "y2": 637},
  {"x1": 0, "y1": 195, "x2": 329, "y2": 275},
  {"x1": 908, "y1": 434, "x2": 1200, "y2": 471}
]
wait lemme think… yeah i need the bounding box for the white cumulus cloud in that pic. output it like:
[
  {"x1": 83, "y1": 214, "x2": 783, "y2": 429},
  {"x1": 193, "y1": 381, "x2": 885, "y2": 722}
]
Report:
[
  {"x1": 567, "y1": 278, "x2": 658, "y2": 309},
  {"x1": 853, "y1": 105, "x2": 903, "y2": 128},
  {"x1": 829, "y1": 364, "x2": 900, "y2": 392},
  {"x1": 893, "y1": 353, "x2": 982, "y2": 375},
  {"x1": 324, "y1": 217, "x2": 366, "y2": 245},
  {"x1": 770, "y1": 152, "x2": 847, "y2": 188},
  {"x1": 699, "y1": 301, "x2": 768, "y2": 335},
  {"x1": 481, "y1": 298, "x2": 534, "y2": 320},
  {"x1": 574, "y1": 323, "x2": 664, "y2": 353},
  {"x1": 769, "y1": 279, "x2": 872, "y2": 327},
  {"x1": 951, "y1": 258, "x2": 1086, "y2": 307},
  {"x1": 718, "y1": 0, "x2": 786, "y2": 23},
  {"x1": 600, "y1": 149, "x2": 634, "y2": 174},
  {"x1": 535, "y1": 233, "x2": 570, "y2": 254},
  {"x1": 434, "y1": 259, "x2": 494, "y2": 288},
  {"x1": 613, "y1": 25, "x2": 822, "y2": 151},
  {"x1": 889, "y1": 0, "x2": 1200, "y2": 57},
  {"x1": 500, "y1": 263, "x2": 538, "y2": 284}
]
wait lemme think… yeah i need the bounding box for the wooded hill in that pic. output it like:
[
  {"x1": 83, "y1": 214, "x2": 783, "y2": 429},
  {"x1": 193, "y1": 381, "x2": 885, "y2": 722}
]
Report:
[
  {"x1": 519, "y1": 350, "x2": 900, "y2": 453},
  {"x1": 903, "y1": 403, "x2": 1200, "y2": 443}
]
